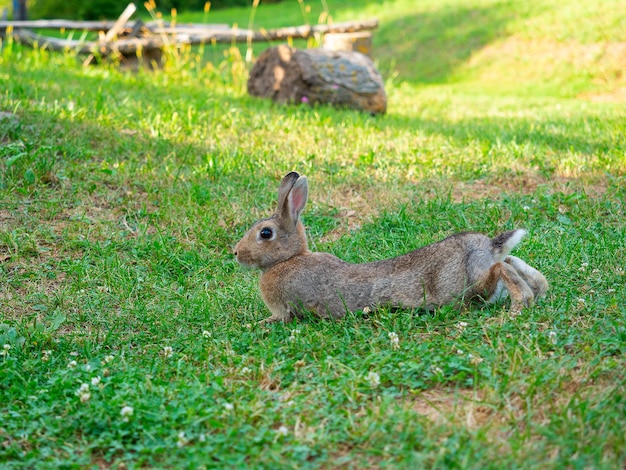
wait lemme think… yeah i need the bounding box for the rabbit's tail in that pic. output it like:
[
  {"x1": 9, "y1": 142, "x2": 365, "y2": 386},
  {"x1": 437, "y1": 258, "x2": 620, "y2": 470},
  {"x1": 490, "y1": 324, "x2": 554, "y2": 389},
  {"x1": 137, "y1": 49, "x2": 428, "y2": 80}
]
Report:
[{"x1": 491, "y1": 229, "x2": 527, "y2": 262}]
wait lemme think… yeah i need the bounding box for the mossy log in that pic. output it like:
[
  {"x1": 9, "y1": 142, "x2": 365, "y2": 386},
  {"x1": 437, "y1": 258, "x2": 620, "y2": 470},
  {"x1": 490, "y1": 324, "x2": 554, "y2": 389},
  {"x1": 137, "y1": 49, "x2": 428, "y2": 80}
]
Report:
[{"x1": 247, "y1": 45, "x2": 386, "y2": 114}]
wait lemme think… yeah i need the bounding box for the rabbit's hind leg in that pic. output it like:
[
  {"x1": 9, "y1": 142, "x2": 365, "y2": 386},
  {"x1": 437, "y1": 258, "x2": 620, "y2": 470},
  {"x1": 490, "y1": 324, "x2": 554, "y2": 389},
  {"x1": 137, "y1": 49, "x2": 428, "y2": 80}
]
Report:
[
  {"x1": 505, "y1": 256, "x2": 548, "y2": 300},
  {"x1": 476, "y1": 262, "x2": 535, "y2": 315}
]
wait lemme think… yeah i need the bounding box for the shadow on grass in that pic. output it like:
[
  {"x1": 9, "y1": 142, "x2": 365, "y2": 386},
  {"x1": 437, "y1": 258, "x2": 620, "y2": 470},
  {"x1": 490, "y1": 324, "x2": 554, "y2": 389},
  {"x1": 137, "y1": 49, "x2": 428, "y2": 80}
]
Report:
[
  {"x1": 381, "y1": 111, "x2": 623, "y2": 159},
  {"x1": 4, "y1": 43, "x2": 622, "y2": 201}
]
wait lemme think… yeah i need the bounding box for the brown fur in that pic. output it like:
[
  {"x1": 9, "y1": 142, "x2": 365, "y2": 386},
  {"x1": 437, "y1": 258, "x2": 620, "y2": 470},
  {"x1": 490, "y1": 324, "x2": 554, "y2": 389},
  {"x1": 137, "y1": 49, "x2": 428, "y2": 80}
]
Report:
[{"x1": 234, "y1": 172, "x2": 548, "y2": 323}]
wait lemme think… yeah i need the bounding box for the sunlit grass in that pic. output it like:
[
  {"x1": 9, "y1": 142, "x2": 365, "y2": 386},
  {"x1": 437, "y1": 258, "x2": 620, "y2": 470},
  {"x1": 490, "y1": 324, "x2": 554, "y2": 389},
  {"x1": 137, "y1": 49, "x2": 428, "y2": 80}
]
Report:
[{"x1": 1, "y1": 0, "x2": 625, "y2": 467}]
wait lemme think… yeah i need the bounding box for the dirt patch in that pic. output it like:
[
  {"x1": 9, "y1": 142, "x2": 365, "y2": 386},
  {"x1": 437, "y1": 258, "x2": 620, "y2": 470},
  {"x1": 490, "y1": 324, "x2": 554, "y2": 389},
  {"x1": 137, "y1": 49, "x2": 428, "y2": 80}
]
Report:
[
  {"x1": 318, "y1": 183, "x2": 387, "y2": 242},
  {"x1": 410, "y1": 388, "x2": 499, "y2": 429},
  {"x1": 579, "y1": 87, "x2": 626, "y2": 103},
  {"x1": 0, "y1": 264, "x2": 69, "y2": 320},
  {"x1": 313, "y1": 174, "x2": 612, "y2": 242},
  {"x1": 448, "y1": 174, "x2": 610, "y2": 203},
  {"x1": 407, "y1": 369, "x2": 619, "y2": 448}
]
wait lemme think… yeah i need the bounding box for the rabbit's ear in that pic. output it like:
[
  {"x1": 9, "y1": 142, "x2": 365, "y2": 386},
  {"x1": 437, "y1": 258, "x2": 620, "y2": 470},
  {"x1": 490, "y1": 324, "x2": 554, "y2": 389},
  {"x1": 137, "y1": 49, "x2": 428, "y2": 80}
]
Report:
[
  {"x1": 287, "y1": 176, "x2": 308, "y2": 224},
  {"x1": 277, "y1": 172, "x2": 307, "y2": 227},
  {"x1": 277, "y1": 172, "x2": 301, "y2": 213}
]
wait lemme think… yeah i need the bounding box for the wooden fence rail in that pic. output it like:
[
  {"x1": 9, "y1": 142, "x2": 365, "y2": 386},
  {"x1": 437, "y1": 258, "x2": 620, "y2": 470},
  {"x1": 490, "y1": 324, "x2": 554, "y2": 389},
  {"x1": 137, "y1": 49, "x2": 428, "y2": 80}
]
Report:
[{"x1": 0, "y1": 1, "x2": 378, "y2": 64}]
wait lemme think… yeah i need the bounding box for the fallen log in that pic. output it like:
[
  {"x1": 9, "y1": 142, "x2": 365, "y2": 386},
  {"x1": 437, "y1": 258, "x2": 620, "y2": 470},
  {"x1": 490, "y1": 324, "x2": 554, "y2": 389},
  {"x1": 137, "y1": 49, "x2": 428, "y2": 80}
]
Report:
[
  {"x1": 10, "y1": 29, "x2": 89, "y2": 52},
  {"x1": 9, "y1": 29, "x2": 157, "y2": 56},
  {"x1": 0, "y1": 19, "x2": 228, "y2": 33},
  {"x1": 247, "y1": 45, "x2": 386, "y2": 114},
  {"x1": 7, "y1": 18, "x2": 379, "y2": 51},
  {"x1": 0, "y1": 19, "x2": 141, "y2": 31},
  {"x1": 153, "y1": 19, "x2": 379, "y2": 42}
]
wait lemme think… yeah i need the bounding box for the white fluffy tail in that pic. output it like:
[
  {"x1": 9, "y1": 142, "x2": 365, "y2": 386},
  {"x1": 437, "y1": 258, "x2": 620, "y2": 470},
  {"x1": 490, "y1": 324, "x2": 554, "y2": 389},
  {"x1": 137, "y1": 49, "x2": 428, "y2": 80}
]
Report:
[{"x1": 491, "y1": 229, "x2": 526, "y2": 262}]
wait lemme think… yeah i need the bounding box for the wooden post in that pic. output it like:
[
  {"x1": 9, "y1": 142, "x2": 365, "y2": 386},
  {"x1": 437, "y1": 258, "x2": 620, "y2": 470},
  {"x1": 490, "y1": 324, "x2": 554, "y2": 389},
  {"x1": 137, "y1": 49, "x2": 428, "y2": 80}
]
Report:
[
  {"x1": 323, "y1": 32, "x2": 373, "y2": 57},
  {"x1": 14, "y1": 0, "x2": 27, "y2": 21},
  {"x1": 83, "y1": 2, "x2": 137, "y2": 66}
]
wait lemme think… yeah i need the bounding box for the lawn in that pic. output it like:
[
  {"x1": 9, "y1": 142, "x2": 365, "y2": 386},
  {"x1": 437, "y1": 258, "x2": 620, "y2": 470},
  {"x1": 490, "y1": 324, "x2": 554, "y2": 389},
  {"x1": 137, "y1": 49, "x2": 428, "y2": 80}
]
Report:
[{"x1": 1, "y1": 0, "x2": 625, "y2": 468}]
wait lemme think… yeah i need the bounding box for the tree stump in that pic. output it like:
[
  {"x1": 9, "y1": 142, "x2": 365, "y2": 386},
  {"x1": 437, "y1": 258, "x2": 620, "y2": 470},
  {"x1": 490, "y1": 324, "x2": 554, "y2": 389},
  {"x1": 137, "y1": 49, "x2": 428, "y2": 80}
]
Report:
[
  {"x1": 247, "y1": 45, "x2": 386, "y2": 114},
  {"x1": 323, "y1": 32, "x2": 373, "y2": 56}
]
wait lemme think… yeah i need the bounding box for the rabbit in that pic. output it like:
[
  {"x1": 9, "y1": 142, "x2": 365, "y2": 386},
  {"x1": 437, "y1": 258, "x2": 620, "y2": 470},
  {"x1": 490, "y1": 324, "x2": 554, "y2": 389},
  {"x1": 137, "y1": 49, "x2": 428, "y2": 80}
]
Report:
[{"x1": 234, "y1": 171, "x2": 548, "y2": 323}]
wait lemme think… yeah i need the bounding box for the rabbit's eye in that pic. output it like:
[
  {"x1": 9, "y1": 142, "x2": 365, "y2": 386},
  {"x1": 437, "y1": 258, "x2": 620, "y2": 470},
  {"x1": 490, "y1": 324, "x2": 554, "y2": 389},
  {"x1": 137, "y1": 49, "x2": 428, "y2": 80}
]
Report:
[{"x1": 259, "y1": 228, "x2": 273, "y2": 240}]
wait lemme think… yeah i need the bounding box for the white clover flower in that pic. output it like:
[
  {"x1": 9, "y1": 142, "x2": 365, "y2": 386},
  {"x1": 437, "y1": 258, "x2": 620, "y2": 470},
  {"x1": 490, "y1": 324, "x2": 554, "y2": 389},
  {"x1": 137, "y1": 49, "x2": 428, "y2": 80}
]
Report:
[
  {"x1": 104, "y1": 355, "x2": 114, "y2": 364},
  {"x1": 202, "y1": 330, "x2": 211, "y2": 338},
  {"x1": 76, "y1": 383, "x2": 90, "y2": 403},
  {"x1": 431, "y1": 366, "x2": 444, "y2": 376},
  {"x1": 578, "y1": 262, "x2": 589, "y2": 272},
  {"x1": 198, "y1": 433, "x2": 206, "y2": 442},
  {"x1": 457, "y1": 321, "x2": 468, "y2": 329},
  {"x1": 469, "y1": 354, "x2": 483, "y2": 365},
  {"x1": 0, "y1": 344, "x2": 10, "y2": 356},
  {"x1": 577, "y1": 298, "x2": 586, "y2": 305},
  {"x1": 163, "y1": 346, "x2": 174, "y2": 358},
  {"x1": 120, "y1": 405, "x2": 134, "y2": 421},
  {"x1": 362, "y1": 306, "x2": 372, "y2": 314},
  {"x1": 276, "y1": 425, "x2": 289, "y2": 437},
  {"x1": 240, "y1": 367, "x2": 251, "y2": 374},
  {"x1": 388, "y1": 332, "x2": 399, "y2": 349},
  {"x1": 456, "y1": 349, "x2": 464, "y2": 355},
  {"x1": 223, "y1": 402, "x2": 234, "y2": 411},
  {"x1": 176, "y1": 431, "x2": 188, "y2": 448},
  {"x1": 70, "y1": 351, "x2": 79, "y2": 357},
  {"x1": 548, "y1": 331, "x2": 557, "y2": 345},
  {"x1": 42, "y1": 350, "x2": 52, "y2": 362},
  {"x1": 523, "y1": 205, "x2": 530, "y2": 212},
  {"x1": 68, "y1": 360, "x2": 78, "y2": 369},
  {"x1": 84, "y1": 364, "x2": 92, "y2": 372},
  {"x1": 366, "y1": 371, "x2": 380, "y2": 388},
  {"x1": 91, "y1": 376, "x2": 101, "y2": 386}
]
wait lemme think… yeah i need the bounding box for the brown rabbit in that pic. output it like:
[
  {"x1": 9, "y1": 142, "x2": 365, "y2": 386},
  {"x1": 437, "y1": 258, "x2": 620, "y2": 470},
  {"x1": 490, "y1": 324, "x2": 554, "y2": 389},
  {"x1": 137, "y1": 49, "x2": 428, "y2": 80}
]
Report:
[{"x1": 234, "y1": 172, "x2": 548, "y2": 323}]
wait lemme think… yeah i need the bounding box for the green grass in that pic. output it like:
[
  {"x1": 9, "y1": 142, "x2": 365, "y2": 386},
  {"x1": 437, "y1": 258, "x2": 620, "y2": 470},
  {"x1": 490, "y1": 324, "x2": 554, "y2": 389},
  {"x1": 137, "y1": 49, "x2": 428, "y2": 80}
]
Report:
[{"x1": 1, "y1": 0, "x2": 626, "y2": 468}]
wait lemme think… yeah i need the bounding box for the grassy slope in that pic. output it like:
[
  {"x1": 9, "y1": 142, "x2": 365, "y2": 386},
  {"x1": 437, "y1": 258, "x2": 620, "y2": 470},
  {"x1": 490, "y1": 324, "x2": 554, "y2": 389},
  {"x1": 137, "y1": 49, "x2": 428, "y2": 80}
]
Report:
[
  {"x1": 1, "y1": 0, "x2": 625, "y2": 468},
  {"x1": 170, "y1": 0, "x2": 626, "y2": 97}
]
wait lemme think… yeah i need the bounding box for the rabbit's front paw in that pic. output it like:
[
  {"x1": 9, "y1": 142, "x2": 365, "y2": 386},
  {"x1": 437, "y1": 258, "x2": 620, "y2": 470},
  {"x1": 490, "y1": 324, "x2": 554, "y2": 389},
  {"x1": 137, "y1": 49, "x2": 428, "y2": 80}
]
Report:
[{"x1": 259, "y1": 312, "x2": 294, "y2": 325}]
